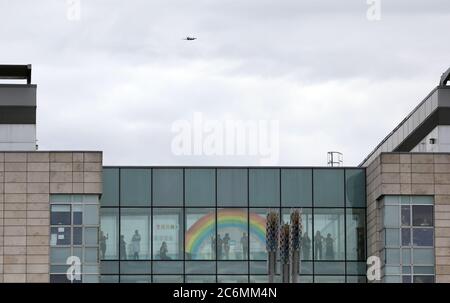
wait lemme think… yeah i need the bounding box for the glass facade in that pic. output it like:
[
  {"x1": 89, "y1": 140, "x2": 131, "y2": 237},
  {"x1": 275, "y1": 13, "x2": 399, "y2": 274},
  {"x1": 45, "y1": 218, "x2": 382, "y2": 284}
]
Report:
[
  {"x1": 380, "y1": 195, "x2": 435, "y2": 283},
  {"x1": 100, "y1": 167, "x2": 366, "y2": 283}
]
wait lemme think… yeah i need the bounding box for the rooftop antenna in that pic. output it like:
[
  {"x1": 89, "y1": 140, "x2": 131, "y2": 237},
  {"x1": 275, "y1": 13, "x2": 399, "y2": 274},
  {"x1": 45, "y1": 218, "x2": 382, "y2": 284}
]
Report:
[{"x1": 327, "y1": 151, "x2": 343, "y2": 167}]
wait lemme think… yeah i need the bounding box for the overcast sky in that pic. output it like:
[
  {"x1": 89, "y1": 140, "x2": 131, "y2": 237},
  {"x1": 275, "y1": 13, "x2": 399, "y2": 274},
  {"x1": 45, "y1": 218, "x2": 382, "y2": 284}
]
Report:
[{"x1": 1, "y1": 0, "x2": 449, "y2": 166}]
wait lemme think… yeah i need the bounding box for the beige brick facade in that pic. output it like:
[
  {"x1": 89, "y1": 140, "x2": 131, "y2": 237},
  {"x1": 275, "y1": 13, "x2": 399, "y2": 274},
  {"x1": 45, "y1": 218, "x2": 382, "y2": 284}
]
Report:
[
  {"x1": 0, "y1": 152, "x2": 102, "y2": 283},
  {"x1": 367, "y1": 152, "x2": 450, "y2": 283}
]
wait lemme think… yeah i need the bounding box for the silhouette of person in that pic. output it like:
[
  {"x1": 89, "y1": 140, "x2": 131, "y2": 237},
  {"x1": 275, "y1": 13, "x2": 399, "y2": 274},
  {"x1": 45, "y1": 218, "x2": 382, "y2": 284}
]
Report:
[
  {"x1": 99, "y1": 230, "x2": 108, "y2": 259},
  {"x1": 301, "y1": 232, "x2": 311, "y2": 260},
  {"x1": 131, "y1": 230, "x2": 141, "y2": 260},
  {"x1": 217, "y1": 234, "x2": 223, "y2": 260},
  {"x1": 325, "y1": 233, "x2": 335, "y2": 260},
  {"x1": 159, "y1": 241, "x2": 171, "y2": 260},
  {"x1": 314, "y1": 231, "x2": 323, "y2": 260},
  {"x1": 240, "y1": 232, "x2": 248, "y2": 260},
  {"x1": 120, "y1": 235, "x2": 127, "y2": 260},
  {"x1": 223, "y1": 233, "x2": 231, "y2": 260}
]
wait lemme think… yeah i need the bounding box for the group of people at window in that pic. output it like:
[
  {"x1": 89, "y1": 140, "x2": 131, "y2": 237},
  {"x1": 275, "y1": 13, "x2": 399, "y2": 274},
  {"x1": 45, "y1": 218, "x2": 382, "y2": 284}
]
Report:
[
  {"x1": 99, "y1": 228, "x2": 336, "y2": 261},
  {"x1": 100, "y1": 229, "x2": 145, "y2": 260},
  {"x1": 100, "y1": 229, "x2": 173, "y2": 260},
  {"x1": 210, "y1": 232, "x2": 248, "y2": 260},
  {"x1": 300, "y1": 231, "x2": 336, "y2": 260}
]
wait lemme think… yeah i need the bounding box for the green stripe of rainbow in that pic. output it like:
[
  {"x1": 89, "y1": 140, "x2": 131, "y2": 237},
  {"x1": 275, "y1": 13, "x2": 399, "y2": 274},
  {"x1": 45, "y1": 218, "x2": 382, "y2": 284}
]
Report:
[{"x1": 185, "y1": 209, "x2": 266, "y2": 256}]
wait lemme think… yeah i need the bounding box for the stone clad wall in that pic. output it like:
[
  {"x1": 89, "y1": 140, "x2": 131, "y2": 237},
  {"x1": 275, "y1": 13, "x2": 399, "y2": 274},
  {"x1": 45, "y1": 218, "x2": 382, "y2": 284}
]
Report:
[
  {"x1": 366, "y1": 152, "x2": 450, "y2": 283},
  {"x1": 0, "y1": 151, "x2": 102, "y2": 283}
]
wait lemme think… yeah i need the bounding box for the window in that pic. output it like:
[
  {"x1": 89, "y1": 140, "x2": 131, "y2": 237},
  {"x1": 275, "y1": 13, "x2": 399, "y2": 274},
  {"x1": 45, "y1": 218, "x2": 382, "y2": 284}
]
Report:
[
  {"x1": 401, "y1": 206, "x2": 411, "y2": 226},
  {"x1": 100, "y1": 168, "x2": 119, "y2": 207},
  {"x1": 51, "y1": 205, "x2": 71, "y2": 225},
  {"x1": 413, "y1": 248, "x2": 434, "y2": 264},
  {"x1": 185, "y1": 169, "x2": 215, "y2": 206},
  {"x1": 85, "y1": 227, "x2": 98, "y2": 246},
  {"x1": 413, "y1": 275, "x2": 434, "y2": 283},
  {"x1": 120, "y1": 208, "x2": 151, "y2": 260},
  {"x1": 281, "y1": 169, "x2": 312, "y2": 207},
  {"x1": 313, "y1": 169, "x2": 344, "y2": 207},
  {"x1": 100, "y1": 208, "x2": 119, "y2": 260},
  {"x1": 217, "y1": 208, "x2": 248, "y2": 260},
  {"x1": 50, "y1": 227, "x2": 71, "y2": 246},
  {"x1": 346, "y1": 209, "x2": 366, "y2": 260},
  {"x1": 314, "y1": 209, "x2": 345, "y2": 261},
  {"x1": 217, "y1": 169, "x2": 248, "y2": 206},
  {"x1": 385, "y1": 229, "x2": 400, "y2": 247},
  {"x1": 314, "y1": 261, "x2": 345, "y2": 275},
  {"x1": 153, "y1": 261, "x2": 183, "y2": 274},
  {"x1": 186, "y1": 276, "x2": 216, "y2": 283},
  {"x1": 153, "y1": 168, "x2": 183, "y2": 206},
  {"x1": 217, "y1": 276, "x2": 248, "y2": 283},
  {"x1": 74, "y1": 227, "x2": 82, "y2": 245},
  {"x1": 250, "y1": 208, "x2": 271, "y2": 260},
  {"x1": 314, "y1": 276, "x2": 346, "y2": 283},
  {"x1": 383, "y1": 205, "x2": 400, "y2": 228},
  {"x1": 120, "y1": 168, "x2": 151, "y2": 207},
  {"x1": 282, "y1": 208, "x2": 313, "y2": 261},
  {"x1": 185, "y1": 208, "x2": 215, "y2": 260},
  {"x1": 101, "y1": 261, "x2": 119, "y2": 275},
  {"x1": 218, "y1": 261, "x2": 248, "y2": 274},
  {"x1": 73, "y1": 205, "x2": 83, "y2": 225},
  {"x1": 153, "y1": 208, "x2": 183, "y2": 260},
  {"x1": 84, "y1": 205, "x2": 99, "y2": 225},
  {"x1": 385, "y1": 248, "x2": 400, "y2": 264},
  {"x1": 185, "y1": 261, "x2": 216, "y2": 274},
  {"x1": 402, "y1": 228, "x2": 411, "y2": 246},
  {"x1": 249, "y1": 169, "x2": 280, "y2": 207},
  {"x1": 153, "y1": 276, "x2": 183, "y2": 283},
  {"x1": 413, "y1": 228, "x2": 433, "y2": 247},
  {"x1": 345, "y1": 169, "x2": 365, "y2": 207},
  {"x1": 120, "y1": 261, "x2": 151, "y2": 274},
  {"x1": 121, "y1": 275, "x2": 151, "y2": 283},
  {"x1": 412, "y1": 205, "x2": 433, "y2": 226}
]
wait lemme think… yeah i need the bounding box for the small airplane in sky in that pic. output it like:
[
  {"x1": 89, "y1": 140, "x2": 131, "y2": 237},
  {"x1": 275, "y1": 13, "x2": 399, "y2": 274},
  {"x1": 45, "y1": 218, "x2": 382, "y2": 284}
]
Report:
[{"x1": 183, "y1": 36, "x2": 197, "y2": 41}]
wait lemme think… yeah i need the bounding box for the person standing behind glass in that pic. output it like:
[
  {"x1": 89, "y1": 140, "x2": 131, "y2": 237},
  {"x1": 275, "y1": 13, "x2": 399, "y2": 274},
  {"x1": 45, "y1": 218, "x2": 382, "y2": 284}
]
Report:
[
  {"x1": 160, "y1": 241, "x2": 171, "y2": 260},
  {"x1": 120, "y1": 235, "x2": 127, "y2": 260},
  {"x1": 301, "y1": 232, "x2": 311, "y2": 260},
  {"x1": 217, "y1": 234, "x2": 223, "y2": 260},
  {"x1": 99, "y1": 230, "x2": 108, "y2": 260},
  {"x1": 240, "y1": 232, "x2": 248, "y2": 260},
  {"x1": 131, "y1": 230, "x2": 141, "y2": 260},
  {"x1": 314, "y1": 231, "x2": 323, "y2": 260},
  {"x1": 223, "y1": 233, "x2": 231, "y2": 260},
  {"x1": 325, "y1": 233, "x2": 335, "y2": 260}
]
